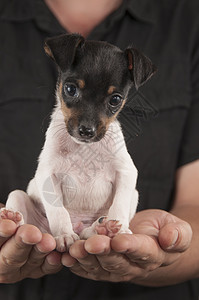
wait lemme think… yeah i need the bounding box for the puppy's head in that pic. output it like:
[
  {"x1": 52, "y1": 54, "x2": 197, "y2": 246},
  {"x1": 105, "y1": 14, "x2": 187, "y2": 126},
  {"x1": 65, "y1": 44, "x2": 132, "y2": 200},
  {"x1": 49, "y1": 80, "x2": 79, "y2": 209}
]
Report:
[{"x1": 45, "y1": 33, "x2": 156, "y2": 143}]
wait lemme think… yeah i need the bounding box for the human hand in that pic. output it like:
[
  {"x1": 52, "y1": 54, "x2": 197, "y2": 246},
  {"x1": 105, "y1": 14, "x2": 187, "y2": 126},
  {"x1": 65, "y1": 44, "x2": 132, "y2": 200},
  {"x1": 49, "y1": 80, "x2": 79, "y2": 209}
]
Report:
[
  {"x1": 62, "y1": 209, "x2": 192, "y2": 284},
  {"x1": 0, "y1": 214, "x2": 62, "y2": 283}
]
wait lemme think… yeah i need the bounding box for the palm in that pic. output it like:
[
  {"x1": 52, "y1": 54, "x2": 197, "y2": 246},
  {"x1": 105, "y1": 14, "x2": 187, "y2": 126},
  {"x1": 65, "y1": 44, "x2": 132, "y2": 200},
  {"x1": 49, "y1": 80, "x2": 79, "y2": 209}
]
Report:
[{"x1": 62, "y1": 209, "x2": 192, "y2": 283}]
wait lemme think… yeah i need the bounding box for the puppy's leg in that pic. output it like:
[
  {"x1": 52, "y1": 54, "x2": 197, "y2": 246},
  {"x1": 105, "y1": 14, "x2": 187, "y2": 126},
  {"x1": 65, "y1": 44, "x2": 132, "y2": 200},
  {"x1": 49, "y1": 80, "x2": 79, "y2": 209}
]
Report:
[
  {"x1": 0, "y1": 190, "x2": 27, "y2": 227},
  {"x1": 129, "y1": 190, "x2": 139, "y2": 222},
  {"x1": 80, "y1": 166, "x2": 138, "y2": 239},
  {"x1": 106, "y1": 153, "x2": 138, "y2": 235},
  {"x1": 34, "y1": 173, "x2": 79, "y2": 252},
  {"x1": 0, "y1": 190, "x2": 50, "y2": 232}
]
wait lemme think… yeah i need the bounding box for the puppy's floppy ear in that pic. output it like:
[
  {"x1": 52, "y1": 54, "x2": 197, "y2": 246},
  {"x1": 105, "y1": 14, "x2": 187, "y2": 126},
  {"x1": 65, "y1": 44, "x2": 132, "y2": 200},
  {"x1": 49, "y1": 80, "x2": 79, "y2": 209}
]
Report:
[
  {"x1": 125, "y1": 47, "x2": 157, "y2": 90},
  {"x1": 44, "y1": 33, "x2": 85, "y2": 71}
]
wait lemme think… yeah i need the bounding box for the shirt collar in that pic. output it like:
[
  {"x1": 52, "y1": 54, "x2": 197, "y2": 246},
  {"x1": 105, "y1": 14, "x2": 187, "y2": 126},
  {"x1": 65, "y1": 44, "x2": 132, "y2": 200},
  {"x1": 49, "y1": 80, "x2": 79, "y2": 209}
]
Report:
[
  {"x1": 34, "y1": 0, "x2": 65, "y2": 35},
  {"x1": 127, "y1": 0, "x2": 157, "y2": 24},
  {"x1": 0, "y1": 0, "x2": 64, "y2": 34},
  {"x1": 0, "y1": 0, "x2": 34, "y2": 21}
]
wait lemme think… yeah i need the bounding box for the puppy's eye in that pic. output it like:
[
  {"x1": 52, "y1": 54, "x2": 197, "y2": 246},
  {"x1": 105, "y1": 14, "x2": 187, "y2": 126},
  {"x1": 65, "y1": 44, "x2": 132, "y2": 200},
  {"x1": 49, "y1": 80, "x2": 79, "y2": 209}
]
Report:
[
  {"x1": 64, "y1": 84, "x2": 78, "y2": 97},
  {"x1": 109, "y1": 95, "x2": 122, "y2": 107}
]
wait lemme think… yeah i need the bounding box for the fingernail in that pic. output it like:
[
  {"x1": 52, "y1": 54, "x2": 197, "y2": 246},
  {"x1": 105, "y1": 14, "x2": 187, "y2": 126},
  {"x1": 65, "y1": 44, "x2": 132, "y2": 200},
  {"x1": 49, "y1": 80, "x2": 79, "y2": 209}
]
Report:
[
  {"x1": 63, "y1": 262, "x2": 76, "y2": 268},
  {"x1": 21, "y1": 238, "x2": 36, "y2": 245},
  {"x1": 35, "y1": 244, "x2": 46, "y2": 253},
  {"x1": 47, "y1": 252, "x2": 62, "y2": 266},
  {"x1": 167, "y1": 229, "x2": 179, "y2": 249}
]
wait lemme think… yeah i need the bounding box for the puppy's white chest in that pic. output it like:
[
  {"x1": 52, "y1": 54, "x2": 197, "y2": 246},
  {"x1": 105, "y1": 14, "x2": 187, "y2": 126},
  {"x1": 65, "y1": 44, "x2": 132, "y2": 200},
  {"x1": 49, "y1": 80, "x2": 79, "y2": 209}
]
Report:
[{"x1": 55, "y1": 142, "x2": 115, "y2": 212}]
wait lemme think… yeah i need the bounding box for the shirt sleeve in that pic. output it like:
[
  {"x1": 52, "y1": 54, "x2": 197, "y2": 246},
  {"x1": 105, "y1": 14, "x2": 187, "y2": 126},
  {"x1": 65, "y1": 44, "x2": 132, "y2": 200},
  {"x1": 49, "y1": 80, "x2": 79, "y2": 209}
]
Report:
[{"x1": 177, "y1": 22, "x2": 199, "y2": 167}]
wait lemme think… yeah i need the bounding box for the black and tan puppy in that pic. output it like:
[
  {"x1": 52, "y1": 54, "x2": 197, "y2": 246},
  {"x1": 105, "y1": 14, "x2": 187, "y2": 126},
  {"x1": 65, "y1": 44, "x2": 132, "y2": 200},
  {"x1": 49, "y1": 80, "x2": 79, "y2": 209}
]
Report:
[{"x1": 1, "y1": 34, "x2": 156, "y2": 251}]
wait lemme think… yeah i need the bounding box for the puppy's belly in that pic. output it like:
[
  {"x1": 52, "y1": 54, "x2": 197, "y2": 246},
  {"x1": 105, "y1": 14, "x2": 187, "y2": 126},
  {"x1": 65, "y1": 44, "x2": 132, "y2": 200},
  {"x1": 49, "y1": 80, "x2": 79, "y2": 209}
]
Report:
[{"x1": 61, "y1": 175, "x2": 113, "y2": 233}]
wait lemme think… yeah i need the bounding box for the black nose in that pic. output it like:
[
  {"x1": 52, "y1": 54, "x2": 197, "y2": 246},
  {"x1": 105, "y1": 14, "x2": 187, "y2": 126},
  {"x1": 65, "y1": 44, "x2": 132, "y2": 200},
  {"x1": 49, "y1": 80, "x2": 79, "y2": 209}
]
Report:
[{"x1": 78, "y1": 125, "x2": 95, "y2": 138}]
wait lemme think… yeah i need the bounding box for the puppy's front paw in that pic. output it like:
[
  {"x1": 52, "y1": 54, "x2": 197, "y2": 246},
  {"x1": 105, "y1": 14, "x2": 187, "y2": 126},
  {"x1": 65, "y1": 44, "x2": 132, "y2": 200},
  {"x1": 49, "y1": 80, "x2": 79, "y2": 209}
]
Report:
[
  {"x1": 0, "y1": 208, "x2": 24, "y2": 227},
  {"x1": 55, "y1": 232, "x2": 79, "y2": 252}
]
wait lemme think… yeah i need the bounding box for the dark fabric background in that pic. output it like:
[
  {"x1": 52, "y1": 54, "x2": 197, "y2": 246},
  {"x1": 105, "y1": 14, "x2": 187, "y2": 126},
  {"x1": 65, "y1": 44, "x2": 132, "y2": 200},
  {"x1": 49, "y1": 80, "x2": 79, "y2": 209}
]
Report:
[{"x1": 0, "y1": 0, "x2": 199, "y2": 299}]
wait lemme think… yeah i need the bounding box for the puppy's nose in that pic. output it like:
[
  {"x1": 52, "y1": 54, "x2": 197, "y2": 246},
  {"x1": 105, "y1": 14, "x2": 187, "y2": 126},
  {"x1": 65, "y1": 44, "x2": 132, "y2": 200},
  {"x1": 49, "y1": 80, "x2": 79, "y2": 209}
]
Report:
[{"x1": 78, "y1": 125, "x2": 95, "y2": 138}]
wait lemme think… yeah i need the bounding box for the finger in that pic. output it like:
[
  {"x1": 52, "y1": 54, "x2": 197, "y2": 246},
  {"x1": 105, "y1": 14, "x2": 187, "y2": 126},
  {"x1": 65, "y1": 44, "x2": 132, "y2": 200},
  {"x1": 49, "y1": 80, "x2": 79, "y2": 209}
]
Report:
[
  {"x1": 83, "y1": 235, "x2": 144, "y2": 277},
  {"x1": 71, "y1": 237, "x2": 144, "y2": 280},
  {"x1": 29, "y1": 233, "x2": 56, "y2": 263},
  {"x1": 84, "y1": 235, "x2": 111, "y2": 254},
  {"x1": 158, "y1": 221, "x2": 192, "y2": 252},
  {"x1": 69, "y1": 237, "x2": 146, "y2": 282},
  {"x1": 61, "y1": 252, "x2": 77, "y2": 267},
  {"x1": 68, "y1": 235, "x2": 111, "y2": 262},
  {"x1": 69, "y1": 240, "x2": 105, "y2": 274},
  {"x1": 69, "y1": 260, "x2": 104, "y2": 281},
  {"x1": 23, "y1": 251, "x2": 63, "y2": 279},
  {"x1": 0, "y1": 219, "x2": 17, "y2": 247},
  {"x1": 0, "y1": 224, "x2": 42, "y2": 273},
  {"x1": 23, "y1": 251, "x2": 62, "y2": 279},
  {"x1": 96, "y1": 251, "x2": 136, "y2": 274},
  {"x1": 21, "y1": 233, "x2": 58, "y2": 278},
  {"x1": 68, "y1": 235, "x2": 111, "y2": 272},
  {"x1": 40, "y1": 252, "x2": 62, "y2": 276},
  {"x1": 111, "y1": 234, "x2": 165, "y2": 269},
  {"x1": 69, "y1": 240, "x2": 88, "y2": 258},
  {"x1": 77, "y1": 236, "x2": 111, "y2": 274}
]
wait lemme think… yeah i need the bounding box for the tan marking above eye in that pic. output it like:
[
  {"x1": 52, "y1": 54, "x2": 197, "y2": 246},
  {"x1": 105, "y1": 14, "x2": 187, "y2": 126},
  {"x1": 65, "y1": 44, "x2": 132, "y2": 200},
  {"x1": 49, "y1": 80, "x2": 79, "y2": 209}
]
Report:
[
  {"x1": 77, "y1": 79, "x2": 85, "y2": 89},
  {"x1": 107, "y1": 85, "x2": 116, "y2": 95}
]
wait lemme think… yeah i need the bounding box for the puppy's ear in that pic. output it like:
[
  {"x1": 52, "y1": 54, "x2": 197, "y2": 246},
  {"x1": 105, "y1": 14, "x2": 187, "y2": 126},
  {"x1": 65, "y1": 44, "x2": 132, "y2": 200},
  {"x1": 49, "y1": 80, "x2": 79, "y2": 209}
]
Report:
[
  {"x1": 125, "y1": 47, "x2": 157, "y2": 90},
  {"x1": 44, "y1": 33, "x2": 85, "y2": 71}
]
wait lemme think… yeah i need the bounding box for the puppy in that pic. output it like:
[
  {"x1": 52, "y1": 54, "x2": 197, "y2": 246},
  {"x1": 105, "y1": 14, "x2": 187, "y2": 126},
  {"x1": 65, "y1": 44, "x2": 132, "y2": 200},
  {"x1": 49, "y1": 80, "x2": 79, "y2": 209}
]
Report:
[{"x1": 1, "y1": 34, "x2": 155, "y2": 252}]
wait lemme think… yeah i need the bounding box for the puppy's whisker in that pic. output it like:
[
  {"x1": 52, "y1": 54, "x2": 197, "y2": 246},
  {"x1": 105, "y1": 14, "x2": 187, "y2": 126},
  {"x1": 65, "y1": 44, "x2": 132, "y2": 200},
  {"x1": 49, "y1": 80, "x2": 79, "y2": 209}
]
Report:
[
  {"x1": 50, "y1": 124, "x2": 66, "y2": 130},
  {"x1": 52, "y1": 128, "x2": 66, "y2": 138}
]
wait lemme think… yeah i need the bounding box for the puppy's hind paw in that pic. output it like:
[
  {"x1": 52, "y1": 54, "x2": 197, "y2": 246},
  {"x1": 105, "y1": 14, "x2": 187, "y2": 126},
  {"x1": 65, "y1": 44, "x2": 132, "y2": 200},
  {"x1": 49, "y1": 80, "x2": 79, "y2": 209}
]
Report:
[
  {"x1": 0, "y1": 208, "x2": 24, "y2": 227},
  {"x1": 105, "y1": 220, "x2": 122, "y2": 238},
  {"x1": 106, "y1": 221, "x2": 133, "y2": 237},
  {"x1": 95, "y1": 218, "x2": 132, "y2": 238},
  {"x1": 55, "y1": 232, "x2": 79, "y2": 252}
]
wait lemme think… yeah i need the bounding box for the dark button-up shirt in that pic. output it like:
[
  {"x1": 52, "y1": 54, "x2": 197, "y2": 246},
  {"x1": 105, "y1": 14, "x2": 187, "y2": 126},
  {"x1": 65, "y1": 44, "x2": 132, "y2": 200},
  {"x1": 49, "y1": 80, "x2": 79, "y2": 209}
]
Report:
[{"x1": 0, "y1": 0, "x2": 199, "y2": 299}]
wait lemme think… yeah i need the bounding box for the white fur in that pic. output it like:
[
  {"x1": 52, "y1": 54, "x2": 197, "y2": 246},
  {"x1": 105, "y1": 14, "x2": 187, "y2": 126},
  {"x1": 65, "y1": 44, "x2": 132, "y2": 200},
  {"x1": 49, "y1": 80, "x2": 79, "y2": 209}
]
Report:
[{"x1": 4, "y1": 99, "x2": 138, "y2": 251}]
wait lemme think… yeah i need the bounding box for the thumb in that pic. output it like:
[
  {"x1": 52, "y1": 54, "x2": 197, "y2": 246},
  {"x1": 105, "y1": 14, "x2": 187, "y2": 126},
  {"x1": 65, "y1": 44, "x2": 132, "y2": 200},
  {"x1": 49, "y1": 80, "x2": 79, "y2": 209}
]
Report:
[{"x1": 158, "y1": 221, "x2": 192, "y2": 252}]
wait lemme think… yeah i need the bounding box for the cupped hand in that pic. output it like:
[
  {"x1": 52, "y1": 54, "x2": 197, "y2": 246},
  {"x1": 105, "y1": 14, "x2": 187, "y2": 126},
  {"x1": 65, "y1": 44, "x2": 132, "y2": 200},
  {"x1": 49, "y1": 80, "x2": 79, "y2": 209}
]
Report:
[
  {"x1": 0, "y1": 218, "x2": 62, "y2": 283},
  {"x1": 62, "y1": 209, "x2": 192, "y2": 283}
]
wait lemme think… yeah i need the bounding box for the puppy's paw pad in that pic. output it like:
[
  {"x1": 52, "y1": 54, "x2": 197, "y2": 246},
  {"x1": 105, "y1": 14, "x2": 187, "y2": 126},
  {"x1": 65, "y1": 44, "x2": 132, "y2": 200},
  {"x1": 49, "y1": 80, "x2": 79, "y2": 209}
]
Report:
[
  {"x1": 95, "y1": 216, "x2": 108, "y2": 235},
  {"x1": 55, "y1": 233, "x2": 79, "y2": 252},
  {"x1": 95, "y1": 217, "x2": 132, "y2": 238},
  {"x1": 106, "y1": 220, "x2": 122, "y2": 238},
  {"x1": 80, "y1": 216, "x2": 109, "y2": 239},
  {"x1": 95, "y1": 218, "x2": 123, "y2": 237},
  {"x1": 0, "y1": 208, "x2": 24, "y2": 226}
]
